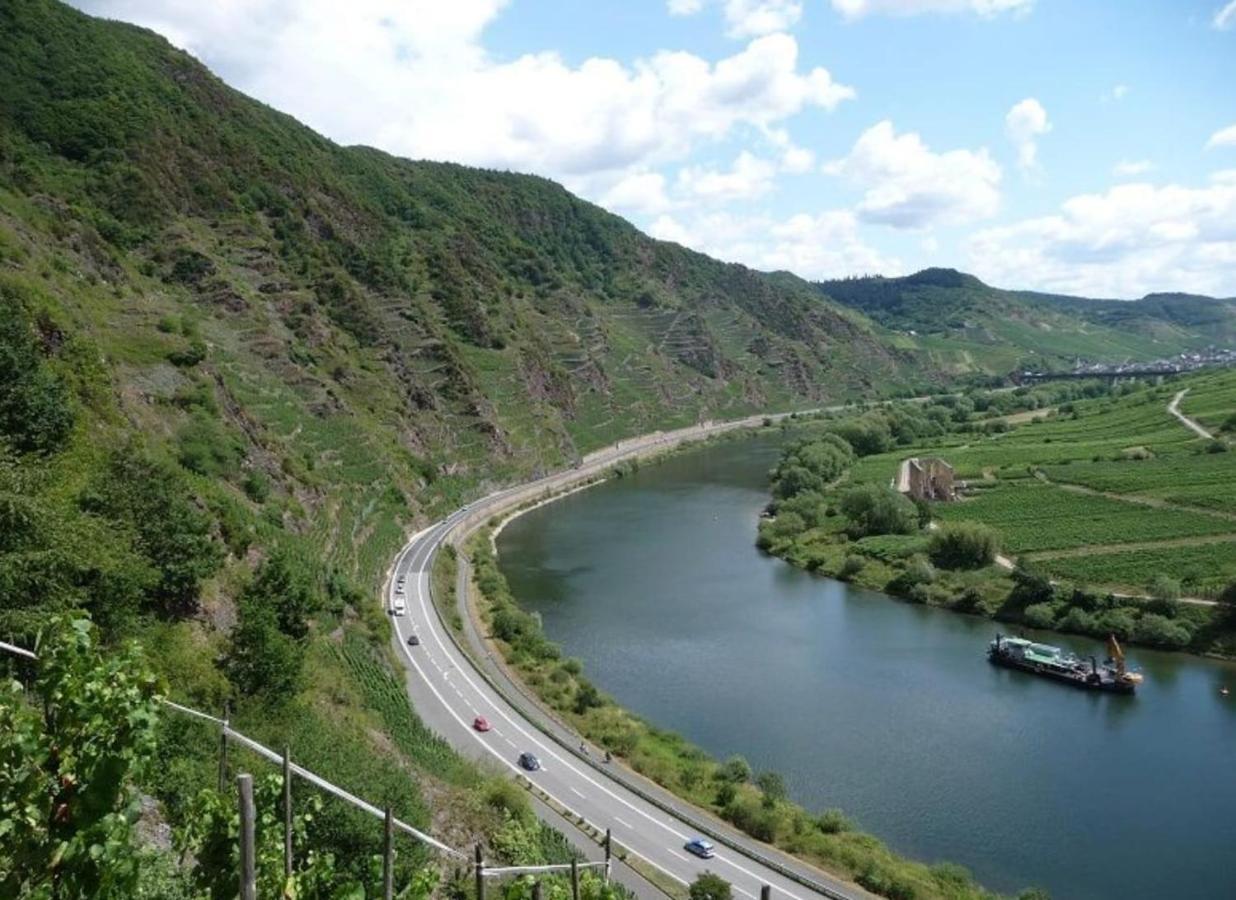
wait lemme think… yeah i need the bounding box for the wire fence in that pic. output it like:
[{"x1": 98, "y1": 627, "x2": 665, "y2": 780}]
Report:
[{"x1": 1, "y1": 639, "x2": 612, "y2": 882}]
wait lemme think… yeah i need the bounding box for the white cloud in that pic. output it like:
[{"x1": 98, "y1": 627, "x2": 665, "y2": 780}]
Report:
[
  {"x1": 967, "y1": 177, "x2": 1236, "y2": 297},
  {"x1": 71, "y1": 3, "x2": 851, "y2": 183},
  {"x1": 764, "y1": 126, "x2": 815, "y2": 172},
  {"x1": 824, "y1": 120, "x2": 1001, "y2": 228},
  {"x1": 1005, "y1": 97, "x2": 1050, "y2": 171},
  {"x1": 668, "y1": 0, "x2": 705, "y2": 14},
  {"x1": 677, "y1": 151, "x2": 779, "y2": 202},
  {"x1": 722, "y1": 0, "x2": 804, "y2": 36},
  {"x1": 1214, "y1": 0, "x2": 1236, "y2": 30},
  {"x1": 597, "y1": 171, "x2": 673, "y2": 215},
  {"x1": 650, "y1": 209, "x2": 900, "y2": 278},
  {"x1": 831, "y1": 0, "x2": 1033, "y2": 20},
  {"x1": 779, "y1": 144, "x2": 816, "y2": 173},
  {"x1": 1101, "y1": 83, "x2": 1130, "y2": 102},
  {"x1": 1113, "y1": 159, "x2": 1153, "y2": 178},
  {"x1": 667, "y1": 0, "x2": 804, "y2": 37},
  {"x1": 1206, "y1": 123, "x2": 1236, "y2": 150}
]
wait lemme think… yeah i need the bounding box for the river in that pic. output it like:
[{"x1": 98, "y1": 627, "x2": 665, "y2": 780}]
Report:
[{"x1": 496, "y1": 433, "x2": 1236, "y2": 900}]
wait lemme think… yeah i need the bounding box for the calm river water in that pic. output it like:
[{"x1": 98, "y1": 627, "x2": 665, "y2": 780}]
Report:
[{"x1": 497, "y1": 434, "x2": 1236, "y2": 900}]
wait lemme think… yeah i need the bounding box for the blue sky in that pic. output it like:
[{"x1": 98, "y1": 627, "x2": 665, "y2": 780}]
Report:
[{"x1": 76, "y1": 0, "x2": 1236, "y2": 297}]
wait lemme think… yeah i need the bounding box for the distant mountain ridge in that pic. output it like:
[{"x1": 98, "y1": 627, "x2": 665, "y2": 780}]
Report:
[{"x1": 817, "y1": 268, "x2": 1236, "y2": 374}]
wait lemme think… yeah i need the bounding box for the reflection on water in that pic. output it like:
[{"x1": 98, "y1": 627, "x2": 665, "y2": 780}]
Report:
[{"x1": 498, "y1": 435, "x2": 1236, "y2": 900}]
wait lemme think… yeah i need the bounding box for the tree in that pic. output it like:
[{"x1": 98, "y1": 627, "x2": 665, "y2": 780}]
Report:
[
  {"x1": 245, "y1": 549, "x2": 318, "y2": 641},
  {"x1": 0, "y1": 302, "x2": 75, "y2": 455},
  {"x1": 839, "y1": 484, "x2": 917, "y2": 537},
  {"x1": 82, "y1": 444, "x2": 222, "y2": 612},
  {"x1": 928, "y1": 522, "x2": 1000, "y2": 570},
  {"x1": 224, "y1": 597, "x2": 305, "y2": 702},
  {"x1": 689, "y1": 872, "x2": 733, "y2": 900},
  {"x1": 1149, "y1": 575, "x2": 1181, "y2": 603},
  {"x1": 0, "y1": 616, "x2": 160, "y2": 899},
  {"x1": 718, "y1": 755, "x2": 751, "y2": 784},
  {"x1": 755, "y1": 771, "x2": 787, "y2": 807}
]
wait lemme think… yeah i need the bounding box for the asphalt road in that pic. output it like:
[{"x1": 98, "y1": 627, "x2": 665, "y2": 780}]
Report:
[{"x1": 386, "y1": 416, "x2": 869, "y2": 900}]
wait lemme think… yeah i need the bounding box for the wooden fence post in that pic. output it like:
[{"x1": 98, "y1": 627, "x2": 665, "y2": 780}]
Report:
[
  {"x1": 383, "y1": 806, "x2": 394, "y2": 900},
  {"x1": 282, "y1": 746, "x2": 293, "y2": 880},
  {"x1": 237, "y1": 774, "x2": 256, "y2": 900},
  {"x1": 475, "y1": 844, "x2": 485, "y2": 900},
  {"x1": 570, "y1": 858, "x2": 579, "y2": 900},
  {"x1": 217, "y1": 704, "x2": 230, "y2": 793},
  {"x1": 604, "y1": 828, "x2": 611, "y2": 882}
]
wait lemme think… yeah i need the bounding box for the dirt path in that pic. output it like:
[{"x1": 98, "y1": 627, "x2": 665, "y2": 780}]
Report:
[{"x1": 1168, "y1": 388, "x2": 1214, "y2": 439}]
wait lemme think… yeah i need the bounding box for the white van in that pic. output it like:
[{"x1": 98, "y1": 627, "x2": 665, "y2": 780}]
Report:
[{"x1": 392, "y1": 595, "x2": 407, "y2": 616}]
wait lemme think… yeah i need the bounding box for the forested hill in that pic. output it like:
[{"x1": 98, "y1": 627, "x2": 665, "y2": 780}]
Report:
[{"x1": 818, "y1": 268, "x2": 1236, "y2": 374}]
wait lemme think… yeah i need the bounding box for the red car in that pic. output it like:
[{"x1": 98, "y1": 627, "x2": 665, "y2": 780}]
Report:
[{"x1": 473, "y1": 716, "x2": 491, "y2": 732}]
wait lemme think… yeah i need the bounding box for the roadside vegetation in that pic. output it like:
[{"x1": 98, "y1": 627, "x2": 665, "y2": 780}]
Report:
[
  {"x1": 758, "y1": 370, "x2": 1236, "y2": 657},
  {"x1": 471, "y1": 534, "x2": 1048, "y2": 900}
]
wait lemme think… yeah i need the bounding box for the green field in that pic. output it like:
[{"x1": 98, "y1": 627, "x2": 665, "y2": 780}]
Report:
[
  {"x1": 793, "y1": 371, "x2": 1236, "y2": 597},
  {"x1": 934, "y1": 481, "x2": 1236, "y2": 553},
  {"x1": 1033, "y1": 540, "x2": 1236, "y2": 592}
]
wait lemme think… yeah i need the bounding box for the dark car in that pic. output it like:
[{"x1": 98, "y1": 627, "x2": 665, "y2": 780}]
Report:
[
  {"x1": 518, "y1": 752, "x2": 542, "y2": 771},
  {"x1": 684, "y1": 838, "x2": 715, "y2": 859},
  {"x1": 406, "y1": 634, "x2": 420, "y2": 646}
]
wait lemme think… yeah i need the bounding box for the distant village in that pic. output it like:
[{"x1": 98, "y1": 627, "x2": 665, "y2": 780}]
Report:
[{"x1": 1017, "y1": 346, "x2": 1236, "y2": 382}]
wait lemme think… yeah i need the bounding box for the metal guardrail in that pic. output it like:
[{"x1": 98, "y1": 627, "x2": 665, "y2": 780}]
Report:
[{"x1": 422, "y1": 420, "x2": 857, "y2": 900}]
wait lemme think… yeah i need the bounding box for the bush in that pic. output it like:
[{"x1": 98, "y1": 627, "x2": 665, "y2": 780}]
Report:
[
  {"x1": 1097, "y1": 607, "x2": 1137, "y2": 641},
  {"x1": 816, "y1": 809, "x2": 854, "y2": 834},
  {"x1": 718, "y1": 755, "x2": 751, "y2": 784},
  {"x1": 1149, "y1": 575, "x2": 1181, "y2": 602},
  {"x1": 177, "y1": 412, "x2": 245, "y2": 478},
  {"x1": 928, "y1": 522, "x2": 1000, "y2": 570},
  {"x1": 839, "y1": 555, "x2": 865, "y2": 579},
  {"x1": 1134, "y1": 613, "x2": 1192, "y2": 649},
  {"x1": 1057, "y1": 606, "x2": 1095, "y2": 635},
  {"x1": 856, "y1": 866, "x2": 917, "y2": 900},
  {"x1": 767, "y1": 511, "x2": 807, "y2": 542},
  {"x1": 755, "y1": 771, "x2": 787, "y2": 806},
  {"x1": 770, "y1": 434, "x2": 854, "y2": 499},
  {"x1": 1023, "y1": 602, "x2": 1057, "y2": 629},
  {"x1": 0, "y1": 302, "x2": 75, "y2": 454},
  {"x1": 689, "y1": 873, "x2": 732, "y2": 900},
  {"x1": 242, "y1": 471, "x2": 270, "y2": 503},
  {"x1": 81, "y1": 445, "x2": 222, "y2": 611},
  {"x1": 840, "y1": 484, "x2": 917, "y2": 537},
  {"x1": 905, "y1": 583, "x2": 929, "y2": 604},
  {"x1": 904, "y1": 555, "x2": 937, "y2": 585}
]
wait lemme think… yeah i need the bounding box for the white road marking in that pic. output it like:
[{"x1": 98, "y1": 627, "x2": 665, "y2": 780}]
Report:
[
  {"x1": 570, "y1": 786, "x2": 585, "y2": 798},
  {"x1": 614, "y1": 817, "x2": 633, "y2": 830},
  {"x1": 387, "y1": 486, "x2": 834, "y2": 899}
]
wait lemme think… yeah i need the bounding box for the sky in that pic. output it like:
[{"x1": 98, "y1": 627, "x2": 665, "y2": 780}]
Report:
[{"x1": 73, "y1": 0, "x2": 1236, "y2": 298}]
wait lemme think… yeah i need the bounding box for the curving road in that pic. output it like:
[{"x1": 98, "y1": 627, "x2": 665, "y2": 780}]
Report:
[{"x1": 386, "y1": 417, "x2": 870, "y2": 900}]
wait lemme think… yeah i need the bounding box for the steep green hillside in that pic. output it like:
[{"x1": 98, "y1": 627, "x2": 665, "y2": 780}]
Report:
[
  {"x1": 819, "y1": 268, "x2": 1236, "y2": 375},
  {"x1": 0, "y1": 1, "x2": 950, "y2": 897}
]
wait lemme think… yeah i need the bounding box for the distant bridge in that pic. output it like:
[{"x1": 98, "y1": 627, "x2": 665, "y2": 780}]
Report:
[{"x1": 1012, "y1": 367, "x2": 1181, "y2": 384}]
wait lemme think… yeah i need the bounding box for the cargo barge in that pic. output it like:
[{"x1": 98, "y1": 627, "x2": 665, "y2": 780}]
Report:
[{"x1": 988, "y1": 633, "x2": 1142, "y2": 693}]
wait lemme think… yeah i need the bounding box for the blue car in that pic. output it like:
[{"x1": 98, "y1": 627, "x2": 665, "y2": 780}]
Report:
[{"x1": 684, "y1": 838, "x2": 715, "y2": 859}]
